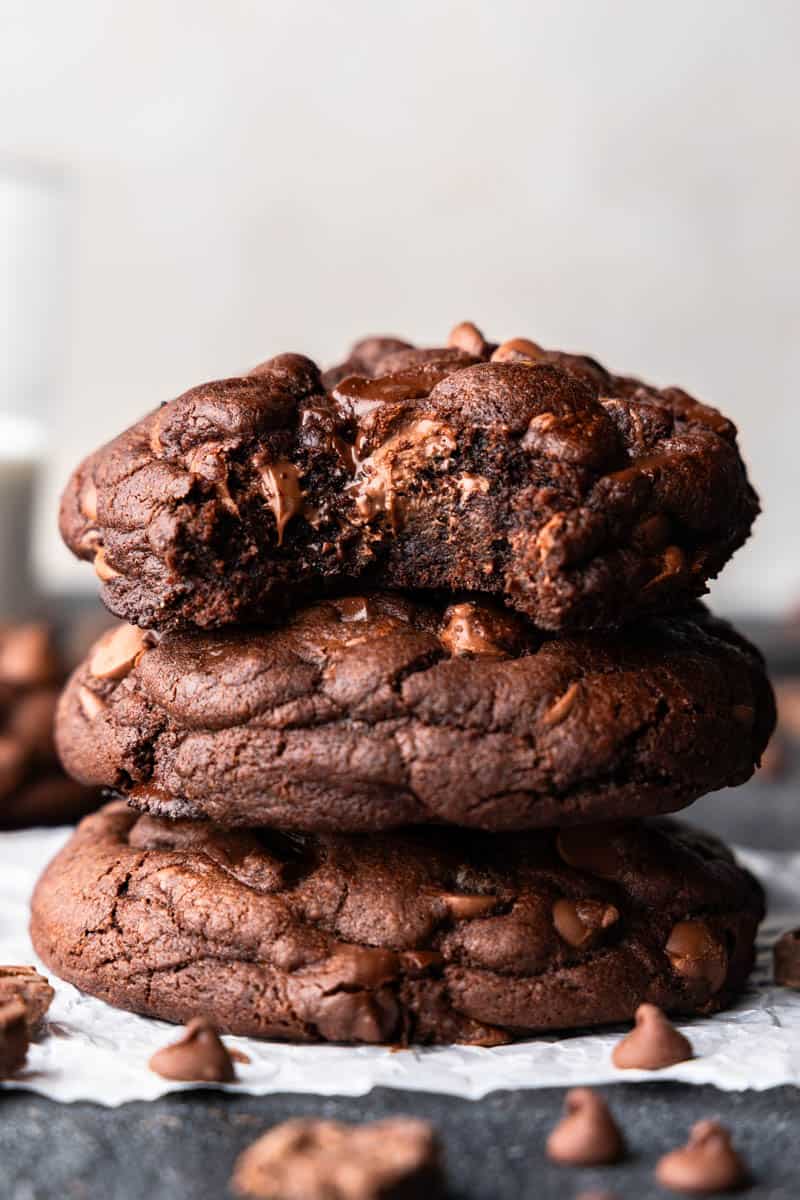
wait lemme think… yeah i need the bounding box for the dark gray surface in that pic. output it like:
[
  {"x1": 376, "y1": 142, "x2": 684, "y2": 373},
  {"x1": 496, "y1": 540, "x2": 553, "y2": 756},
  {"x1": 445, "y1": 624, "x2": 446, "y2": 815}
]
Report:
[
  {"x1": 1, "y1": 1084, "x2": 799, "y2": 1199},
  {"x1": 2, "y1": 601, "x2": 798, "y2": 1198}
]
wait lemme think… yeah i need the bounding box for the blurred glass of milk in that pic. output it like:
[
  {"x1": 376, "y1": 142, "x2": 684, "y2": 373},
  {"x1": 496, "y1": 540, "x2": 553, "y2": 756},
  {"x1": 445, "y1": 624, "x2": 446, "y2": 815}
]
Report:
[{"x1": 0, "y1": 161, "x2": 68, "y2": 617}]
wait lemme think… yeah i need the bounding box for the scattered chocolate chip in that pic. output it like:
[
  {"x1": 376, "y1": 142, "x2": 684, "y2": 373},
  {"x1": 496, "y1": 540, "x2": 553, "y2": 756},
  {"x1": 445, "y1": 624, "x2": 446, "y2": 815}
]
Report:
[
  {"x1": 611, "y1": 1003, "x2": 693, "y2": 1070},
  {"x1": 0, "y1": 625, "x2": 58, "y2": 687},
  {"x1": 0, "y1": 999, "x2": 29, "y2": 1078},
  {"x1": 88, "y1": 624, "x2": 149, "y2": 682},
  {"x1": 655, "y1": 1119, "x2": 749, "y2": 1193},
  {"x1": 553, "y1": 898, "x2": 619, "y2": 949},
  {"x1": 774, "y1": 928, "x2": 800, "y2": 989},
  {"x1": 665, "y1": 921, "x2": 727, "y2": 993},
  {"x1": 232, "y1": 1117, "x2": 444, "y2": 1199},
  {"x1": 148, "y1": 1017, "x2": 236, "y2": 1083},
  {"x1": 546, "y1": 1088, "x2": 625, "y2": 1166},
  {"x1": 0, "y1": 966, "x2": 54, "y2": 1034}
]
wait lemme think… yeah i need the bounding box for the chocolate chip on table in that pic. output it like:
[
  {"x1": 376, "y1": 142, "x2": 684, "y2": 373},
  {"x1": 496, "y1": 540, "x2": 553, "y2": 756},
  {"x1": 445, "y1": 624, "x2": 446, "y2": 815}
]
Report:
[
  {"x1": 611, "y1": 1003, "x2": 693, "y2": 1070},
  {"x1": 773, "y1": 928, "x2": 800, "y2": 988},
  {"x1": 148, "y1": 1018, "x2": 236, "y2": 1083},
  {"x1": 546, "y1": 1088, "x2": 625, "y2": 1166},
  {"x1": 232, "y1": 1117, "x2": 444, "y2": 1200},
  {"x1": 0, "y1": 999, "x2": 29, "y2": 1079},
  {"x1": 0, "y1": 966, "x2": 54, "y2": 1034},
  {"x1": 655, "y1": 1119, "x2": 750, "y2": 1193}
]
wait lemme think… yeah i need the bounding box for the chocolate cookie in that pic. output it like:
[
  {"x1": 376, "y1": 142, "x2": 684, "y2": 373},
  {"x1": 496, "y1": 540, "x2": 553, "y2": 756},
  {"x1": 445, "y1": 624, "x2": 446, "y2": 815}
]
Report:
[
  {"x1": 59, "y1": 323, "x2": 758, "y2": 632},
  {"x1": 30, "y1": 802, "x2": 764, "y2": 1044},
  {"x1": 0, "y1": 623, "x2": 99, "y2": 828},
  {"x1": 55, "y1": 595, "x2": 774, "y2": 832}
]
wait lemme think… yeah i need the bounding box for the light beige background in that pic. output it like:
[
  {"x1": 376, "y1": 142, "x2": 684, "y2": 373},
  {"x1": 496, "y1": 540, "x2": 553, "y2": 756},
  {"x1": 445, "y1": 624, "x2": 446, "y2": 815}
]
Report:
[{"x1": 1, "y1": 0, "x2": 798, "y2": 612}]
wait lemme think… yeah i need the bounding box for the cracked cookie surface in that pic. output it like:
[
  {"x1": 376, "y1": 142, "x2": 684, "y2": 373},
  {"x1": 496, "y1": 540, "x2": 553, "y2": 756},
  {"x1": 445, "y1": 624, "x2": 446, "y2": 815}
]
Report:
[
  {"x1": 30, "y1": 802, "x2": 764, "y2": 1043},
  {"x1": 56, "y1": 594, "x2": 775, "y2": 831},
  {"x1": 59, "y1": 324, "x2": 758, "y2": 633}
]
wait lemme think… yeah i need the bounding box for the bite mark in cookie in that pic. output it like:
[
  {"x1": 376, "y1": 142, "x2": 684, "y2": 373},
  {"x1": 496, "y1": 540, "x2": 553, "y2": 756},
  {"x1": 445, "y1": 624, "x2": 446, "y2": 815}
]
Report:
[{"x1": 59, "y1": 323, "x2": 758, "y2": 633}]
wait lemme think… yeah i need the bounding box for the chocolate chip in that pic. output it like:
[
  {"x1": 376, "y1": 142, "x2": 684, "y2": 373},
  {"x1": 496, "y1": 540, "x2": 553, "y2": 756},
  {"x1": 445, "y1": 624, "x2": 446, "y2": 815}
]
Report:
[
  {"x1": 259, "y1": 460, "x2": 305, "y2": 545},
  {"x1": 440, "y1": 893, "x2": 498, "y2": 920},
  {"x1": 0, "y1": 625, "x2": 57, "y2": 687},
  {"x1": 553, "y1": 898, "x2": 619, "y2": 949},
  {"x1": 448, "y1": 321, "x2": 487, "y2": 357},
  {"x1": 655, "y1": 1120, "x2": 749, "y2": 1193},
  {"x1": 78, "y1": 685, "x2": 107, "y2": 721},
  {"x1": 79, "y1": 477, "x2": 98, "y2": 523},
  {"x1": 148, "y1": 1017, "x2": 236, "y2": 1083},
  {"x1": 611, "y1": 1003, "x2": 693, "y2": 1070},
  {"x1": 93, "y1": 547, "x2": 121, "y2": 582},
  {"x1": 542, "y1": 681, "x2": 580, "y2": 728},
  {"x1": 439, "y1": 602, "x2": 518, "y2": 659},
  {"x1": 665, "y1": 921, "x2": 727, "y2": 993},
  {"x1": 546, "y1": 1088, "x2": 625, "y2": 1166},
  {"x1": 232, "y1": 1117, "x2": 444, "y2": 1200},
  {"x1": 0, "y1": 966, "x2": 54, "y2": 1035},
  {"x1": 774, "y1": 928, "x2": 800, "y2": 989},
  {"x1": 556, "y1": 827, "x2": 624, "y2": 877},
  {"x1": 0, "y1": 999, "x2": 29, "y2": 1079},
  {"x1": 490, "y1": 337, "x2": 545, "y2": 363},
  {"x1": 88, "y1": 625, "x2": 148, "y2": 682}
]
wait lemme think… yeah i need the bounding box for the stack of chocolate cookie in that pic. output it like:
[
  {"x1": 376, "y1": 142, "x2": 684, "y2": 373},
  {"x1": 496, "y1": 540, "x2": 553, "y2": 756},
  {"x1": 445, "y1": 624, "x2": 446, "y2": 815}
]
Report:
[{"x1": 31, "y1": 322, "x2": 774, "y2": 1045}]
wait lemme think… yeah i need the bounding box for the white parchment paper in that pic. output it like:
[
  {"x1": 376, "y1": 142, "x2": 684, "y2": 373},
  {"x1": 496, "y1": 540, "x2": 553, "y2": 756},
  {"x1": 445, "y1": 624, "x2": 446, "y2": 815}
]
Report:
[{"x1": 3, "y1": 825, "x2": 800, "y2": 1106}]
